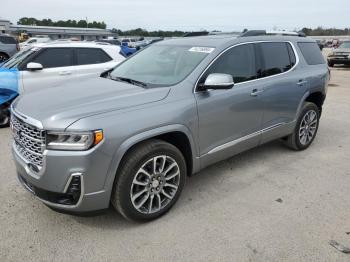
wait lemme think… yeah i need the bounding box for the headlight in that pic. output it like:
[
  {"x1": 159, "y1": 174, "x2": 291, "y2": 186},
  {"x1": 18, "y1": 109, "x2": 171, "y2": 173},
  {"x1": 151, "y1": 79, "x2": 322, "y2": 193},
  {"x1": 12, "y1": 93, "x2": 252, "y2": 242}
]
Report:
[{"x1": 46, "y1": 130, "x2": 103, "y2": 151}]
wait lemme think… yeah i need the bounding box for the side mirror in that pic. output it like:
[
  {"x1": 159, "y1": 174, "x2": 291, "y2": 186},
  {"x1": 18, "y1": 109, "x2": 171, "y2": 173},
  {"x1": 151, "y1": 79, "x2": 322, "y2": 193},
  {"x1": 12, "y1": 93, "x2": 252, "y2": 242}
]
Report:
[
  {"x1": 27, "y1": 62, "x2": 43, "y2": 71},
  {"x1": 198, "y1": 73, "x2": 234, "y2": 91}
]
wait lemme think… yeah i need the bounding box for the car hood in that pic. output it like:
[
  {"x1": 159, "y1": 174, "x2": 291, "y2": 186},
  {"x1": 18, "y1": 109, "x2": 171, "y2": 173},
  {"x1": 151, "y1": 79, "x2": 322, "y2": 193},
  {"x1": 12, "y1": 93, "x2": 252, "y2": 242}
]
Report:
[{"x1": 13, "y1": 77, "x2": 170, "y2": 129}]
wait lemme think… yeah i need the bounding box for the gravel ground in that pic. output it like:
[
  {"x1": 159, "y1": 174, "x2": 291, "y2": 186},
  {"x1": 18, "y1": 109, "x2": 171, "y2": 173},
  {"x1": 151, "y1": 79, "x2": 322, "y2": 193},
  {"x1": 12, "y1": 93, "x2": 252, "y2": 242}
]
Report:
[{"x1": 1, "y1": 67, "x2": 350, "y2": 262}]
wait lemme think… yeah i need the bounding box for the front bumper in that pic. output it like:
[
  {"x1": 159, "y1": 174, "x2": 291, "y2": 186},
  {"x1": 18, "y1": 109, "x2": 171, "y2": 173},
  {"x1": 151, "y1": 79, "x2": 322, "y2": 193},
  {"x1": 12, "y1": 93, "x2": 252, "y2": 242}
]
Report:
[
  {"x1": 12, "y1": 141, "x2": 113, "y2": 212},
  {"x1": 328, "y1": 56, "x2": 350, "y2": 64}
]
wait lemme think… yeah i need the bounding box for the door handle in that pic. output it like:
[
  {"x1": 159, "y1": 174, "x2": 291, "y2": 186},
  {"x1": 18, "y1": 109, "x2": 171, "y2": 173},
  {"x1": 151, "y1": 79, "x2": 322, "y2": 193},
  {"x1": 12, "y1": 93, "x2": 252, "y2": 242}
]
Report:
[
  {"x1": 251, "y1": 89, "x2": 264, "y2": 97},
  {"x1": 297, "y1": 80, "x2": 308, "y2": 86},
  {"x1": 59, "y1": 71, "x2": 72, "y2": 76}
]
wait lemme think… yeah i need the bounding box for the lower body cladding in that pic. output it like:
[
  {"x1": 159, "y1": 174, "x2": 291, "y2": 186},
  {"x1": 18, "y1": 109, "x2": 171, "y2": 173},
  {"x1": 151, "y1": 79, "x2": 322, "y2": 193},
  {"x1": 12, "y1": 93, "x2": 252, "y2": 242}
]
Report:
[{"x1": 12, "y1": 142, "x2": 114, "y2": 213}]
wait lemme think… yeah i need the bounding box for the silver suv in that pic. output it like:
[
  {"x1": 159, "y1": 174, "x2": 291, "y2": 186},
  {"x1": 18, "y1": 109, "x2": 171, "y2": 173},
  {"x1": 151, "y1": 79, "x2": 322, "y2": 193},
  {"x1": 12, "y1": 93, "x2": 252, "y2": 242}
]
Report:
[
  {"x1": 11, "y1": 33, "x2": 329, "y2": 221},
  {"x1": 0, "y1": 35, "x2": 19, "y2": 62}
]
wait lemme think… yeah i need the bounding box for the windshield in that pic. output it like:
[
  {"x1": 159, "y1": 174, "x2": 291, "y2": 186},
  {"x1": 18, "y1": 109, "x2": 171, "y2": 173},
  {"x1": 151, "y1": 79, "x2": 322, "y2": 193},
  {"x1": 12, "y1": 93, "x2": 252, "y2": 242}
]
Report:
[
  {"x1": 1, "y1": 48, "x2": 38, "y2": 69},
  {"x1": 339, "y1": 42, "x2": 350, "y2": 49},
  {"x1": 110, "y1": 45, "x2": 211, "y2": 87}
]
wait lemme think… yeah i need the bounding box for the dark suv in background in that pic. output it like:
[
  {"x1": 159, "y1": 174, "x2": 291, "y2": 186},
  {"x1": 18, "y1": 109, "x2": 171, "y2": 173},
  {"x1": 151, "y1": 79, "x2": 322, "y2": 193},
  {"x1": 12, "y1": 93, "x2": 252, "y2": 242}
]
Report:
[{"x1": 0, "y1": 35, "x2": 19, "y2": 62}]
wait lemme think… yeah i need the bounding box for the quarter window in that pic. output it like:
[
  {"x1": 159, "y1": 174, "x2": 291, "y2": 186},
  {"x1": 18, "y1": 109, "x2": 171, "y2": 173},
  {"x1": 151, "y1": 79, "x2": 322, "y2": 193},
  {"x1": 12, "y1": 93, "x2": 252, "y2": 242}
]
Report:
[
  {"x1": 201, "y1": 44, "x2": 257, "y2": 84},
  {"x1": 298, "y1": 42, "x2": 325, "y2": 65},
  {"x1": 76, "y1": 48, "x2": 112, "y2": 65},
  {"x1": 31, "y1": 48, "x2": 73, "y2": 68},
  {"x1": 259, "y1": 42, "x2": 295, "y2": 77}
]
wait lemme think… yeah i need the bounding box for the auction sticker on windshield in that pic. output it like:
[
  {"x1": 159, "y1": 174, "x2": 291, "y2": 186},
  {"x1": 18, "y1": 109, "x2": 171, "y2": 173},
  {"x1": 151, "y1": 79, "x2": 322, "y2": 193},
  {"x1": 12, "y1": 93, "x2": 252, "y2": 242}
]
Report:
[{"x1": 188, "y1": 47, "x2": 215, "y2": 53}]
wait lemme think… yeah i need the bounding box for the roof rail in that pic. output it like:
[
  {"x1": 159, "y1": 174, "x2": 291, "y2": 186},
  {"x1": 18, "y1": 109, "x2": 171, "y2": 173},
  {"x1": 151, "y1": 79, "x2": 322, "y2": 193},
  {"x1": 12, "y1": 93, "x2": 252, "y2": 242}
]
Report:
[
  {"x1": 183, "y1": 31, "x2": 209, "y2": 37},
  {"x1": 240, "y1": 30, "x2": 306, "y2": 37}
]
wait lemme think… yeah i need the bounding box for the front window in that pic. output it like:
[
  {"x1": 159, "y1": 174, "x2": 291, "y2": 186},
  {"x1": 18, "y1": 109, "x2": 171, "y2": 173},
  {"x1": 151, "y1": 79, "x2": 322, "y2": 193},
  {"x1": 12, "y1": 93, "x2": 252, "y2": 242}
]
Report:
[
  {"x1": 110, "y1": 45, "x2": 211, "y2": 87},
  {"x1": 199, "y1": 44, "x2": 257, "y2": 84},
  {"x1": 339, "y1": 42, "x2": 350, "y2": 49}
]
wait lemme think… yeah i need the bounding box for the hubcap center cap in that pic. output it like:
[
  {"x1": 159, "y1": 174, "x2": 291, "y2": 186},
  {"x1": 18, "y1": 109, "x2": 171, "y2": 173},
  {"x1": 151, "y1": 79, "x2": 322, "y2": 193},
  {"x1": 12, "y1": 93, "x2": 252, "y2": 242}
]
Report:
[{"x1": 152, "y1": 180, "x2": 159, "y2": 188}]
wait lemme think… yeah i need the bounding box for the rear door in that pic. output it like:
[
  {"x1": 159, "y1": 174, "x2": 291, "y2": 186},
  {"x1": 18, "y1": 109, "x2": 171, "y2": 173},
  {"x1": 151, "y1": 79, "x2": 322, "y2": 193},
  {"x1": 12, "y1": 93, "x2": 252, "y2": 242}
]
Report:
[
  {"x1": 21, "y1": 48, "x2": 75, "y2": 93},
  {"x1": 256, "y1": 42, "x2": 306, "y2": 142},
  {"x1": 73, "y1": 47, "x2": 115, "y2": 79}
]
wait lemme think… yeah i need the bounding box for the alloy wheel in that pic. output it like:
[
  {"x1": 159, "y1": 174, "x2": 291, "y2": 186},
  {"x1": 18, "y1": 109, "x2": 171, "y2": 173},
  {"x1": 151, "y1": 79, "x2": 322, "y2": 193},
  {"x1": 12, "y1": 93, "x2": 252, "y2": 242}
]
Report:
[
  {"x1": 130, "y1": 155, "x2": 180, "y2": 214},
  {"x1": 299, "y1": 110, "x2": 318, "y2": 146}
]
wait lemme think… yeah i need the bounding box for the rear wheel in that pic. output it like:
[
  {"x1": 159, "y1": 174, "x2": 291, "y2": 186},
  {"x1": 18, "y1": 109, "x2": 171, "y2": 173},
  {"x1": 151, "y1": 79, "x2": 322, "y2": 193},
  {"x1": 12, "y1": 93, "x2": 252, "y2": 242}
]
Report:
[
  {"x1": 111, "y1": 139, "x2": 186, "y2": 221},
  {"x1": 283, "y1": 102, "x2": 320, "y2": 150}
]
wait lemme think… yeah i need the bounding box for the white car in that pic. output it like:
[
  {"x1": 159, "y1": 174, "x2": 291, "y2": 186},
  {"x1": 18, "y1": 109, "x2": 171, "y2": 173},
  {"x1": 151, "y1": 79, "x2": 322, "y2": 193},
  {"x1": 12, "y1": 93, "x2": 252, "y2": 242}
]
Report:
[
  {"x1": 1, "y1": 41, "x2": 125, "y2": 94},
  {"x1": 19, "y1": 37, "x2": 51, "y2": 49}
]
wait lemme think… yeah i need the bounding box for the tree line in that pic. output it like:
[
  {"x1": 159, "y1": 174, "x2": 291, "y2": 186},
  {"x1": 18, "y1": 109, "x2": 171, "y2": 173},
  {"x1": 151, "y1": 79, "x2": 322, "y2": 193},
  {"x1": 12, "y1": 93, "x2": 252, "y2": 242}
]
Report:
[
  {"x1": 301, "y1": 27, "x2": 350, "y2": 36},
  {"x1": 111, "y1": 28, "x2": 186, "y2": 37},
  {"x1": 16, "y1": 18, "x2": 350, "y2": 37},
  {"x1": 17, "y1": 17, "x2": 107, "y2": 29}
]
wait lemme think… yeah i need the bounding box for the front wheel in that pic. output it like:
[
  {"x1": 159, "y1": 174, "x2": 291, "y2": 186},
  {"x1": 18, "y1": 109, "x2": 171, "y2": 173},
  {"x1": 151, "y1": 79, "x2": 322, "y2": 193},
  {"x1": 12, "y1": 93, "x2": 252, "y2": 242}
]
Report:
[
  {"x1": 283, "y1": 102, "x2": 320, "y2": 150},
  {"x1": 111, "y1": 139, "x2": 186, "y2": 221}
]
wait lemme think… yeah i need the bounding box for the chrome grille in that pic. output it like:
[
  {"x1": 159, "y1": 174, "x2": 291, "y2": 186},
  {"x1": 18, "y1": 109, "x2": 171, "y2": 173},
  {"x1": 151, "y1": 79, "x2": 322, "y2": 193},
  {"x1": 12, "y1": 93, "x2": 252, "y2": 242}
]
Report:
[{"x1": 11, "y1": 114, "x2": 45, "y2": 168}]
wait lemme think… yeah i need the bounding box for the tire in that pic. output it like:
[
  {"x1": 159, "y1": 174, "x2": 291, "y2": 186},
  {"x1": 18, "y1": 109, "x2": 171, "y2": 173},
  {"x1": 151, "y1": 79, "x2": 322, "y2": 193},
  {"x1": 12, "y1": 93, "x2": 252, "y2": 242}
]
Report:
[
  {"x1": 0, "y1": 108, "x2": 10, "y2": 128},
  {"x1": 283, "y1": 102, "x2": 320, "y2": 151},
  {"x1": 0, "y1": 52, "x2": 9, "y2": 63},
  {"x1": 111, "y1": 139, "x2": 187, "y2": 222}
]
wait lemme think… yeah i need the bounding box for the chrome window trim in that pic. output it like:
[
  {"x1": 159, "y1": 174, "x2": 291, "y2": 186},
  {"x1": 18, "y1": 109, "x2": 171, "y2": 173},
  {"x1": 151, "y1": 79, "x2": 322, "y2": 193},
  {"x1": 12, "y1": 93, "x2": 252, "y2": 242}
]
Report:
[
  {"x1": 206, "y1": 122, "x2": 287, "y2": 155},
  {"x1": 194, "y1": 41, "x2": 300, "y2": 93}
]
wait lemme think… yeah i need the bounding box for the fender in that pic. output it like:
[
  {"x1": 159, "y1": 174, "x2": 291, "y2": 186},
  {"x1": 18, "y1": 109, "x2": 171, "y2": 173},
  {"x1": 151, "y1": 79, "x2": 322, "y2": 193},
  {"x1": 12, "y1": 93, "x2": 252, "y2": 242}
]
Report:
[
  {"x1": 102, "y1": 124, "x2": 200, "y2": 195},
  {"x1": 294, "y1": 90, "x2": 311, "y2": 121}
]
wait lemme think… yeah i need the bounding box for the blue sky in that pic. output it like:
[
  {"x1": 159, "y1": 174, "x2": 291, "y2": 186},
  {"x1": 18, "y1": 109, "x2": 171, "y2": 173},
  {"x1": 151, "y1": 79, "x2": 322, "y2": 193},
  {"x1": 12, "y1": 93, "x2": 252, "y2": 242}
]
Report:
[{"x1": 2, "y1": 0, "x2": 349, "y2": 31}]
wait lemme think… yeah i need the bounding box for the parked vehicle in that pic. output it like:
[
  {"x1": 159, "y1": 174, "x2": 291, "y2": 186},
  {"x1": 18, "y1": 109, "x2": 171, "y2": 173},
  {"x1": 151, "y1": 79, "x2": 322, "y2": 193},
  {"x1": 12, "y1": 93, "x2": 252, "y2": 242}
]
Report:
[
  {"x1": 316, "y1": 40, "x2": 324, "y2": 51},
  {"x1": 0, "y1": 35, "x2": 19, "y2": 62},
  {"x1": 11, "y1": 33, "x2": 329, "y2": 221},
  {"x1": 327, "y1": 41, "x2": 350, "y2": 67},
  {"x1": 120, "y1": 38, "x2": 138, "y2": 47},
  {"x1": 19, "y1": 37, "x2": 51, "y2": 49},
  {"x1": 120, "y1": 42, "x2": 137, "y2": 56},
  {"x1": 0, "y1": 68, "x2": 19, "y2": 127},
  {"x1": 98, "y1": 39, "x2": 121, "y2": 46},
  {"x1": 1, "y1": 41, "x2": 125, "y2": 95}
]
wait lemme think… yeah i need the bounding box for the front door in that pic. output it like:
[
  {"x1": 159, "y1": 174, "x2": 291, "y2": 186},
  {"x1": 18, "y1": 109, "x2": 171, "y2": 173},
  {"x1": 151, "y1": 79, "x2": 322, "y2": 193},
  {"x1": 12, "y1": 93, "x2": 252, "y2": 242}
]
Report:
[
  {"x1": 195, "y1": 43, "x2": 264, "y2": 167},
  {"x1": 21, "y1": 48, "x2": 75, "y2": 93}
]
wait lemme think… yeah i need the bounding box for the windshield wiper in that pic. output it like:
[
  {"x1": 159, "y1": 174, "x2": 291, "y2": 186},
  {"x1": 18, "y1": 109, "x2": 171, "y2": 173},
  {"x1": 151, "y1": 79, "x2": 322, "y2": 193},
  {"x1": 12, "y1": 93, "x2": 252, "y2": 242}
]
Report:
[{"x1": 111, "y1": 76, "x2": 148, "y2": 88}]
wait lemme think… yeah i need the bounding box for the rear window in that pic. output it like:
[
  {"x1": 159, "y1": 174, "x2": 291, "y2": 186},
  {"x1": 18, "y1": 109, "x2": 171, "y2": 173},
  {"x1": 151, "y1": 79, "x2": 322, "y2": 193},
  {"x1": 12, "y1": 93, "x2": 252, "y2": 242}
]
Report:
[
  {"x1": 259, "y1": 42, "x2": 295, "y2": 77},
  {"x1": 0, "y1": 36, "x2": 17, "y2": 44},
  {"x1": 76, "y1": 48, "x2": 112, "y2": 65},
  {"x1": 298, "y1": 42, "x2": 325, "y2": 65}
]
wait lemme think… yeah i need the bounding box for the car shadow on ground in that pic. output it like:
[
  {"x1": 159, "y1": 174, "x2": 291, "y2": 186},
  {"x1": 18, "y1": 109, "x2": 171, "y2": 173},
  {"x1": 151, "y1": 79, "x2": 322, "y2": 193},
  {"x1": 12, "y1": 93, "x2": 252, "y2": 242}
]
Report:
[{"x1": 70, "y1": 140, "x2": 292, "y2": 229}]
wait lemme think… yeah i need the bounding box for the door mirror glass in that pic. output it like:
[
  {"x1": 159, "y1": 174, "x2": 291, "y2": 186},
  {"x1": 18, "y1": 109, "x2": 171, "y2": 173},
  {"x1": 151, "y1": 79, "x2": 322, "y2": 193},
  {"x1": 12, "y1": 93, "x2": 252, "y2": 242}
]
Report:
[
  {"x1": 27, "y1": 62, "x2": 43, "y2": 71},
  {"x1": 199, "y1": 73, "x2": 234, "y2": 90}
]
